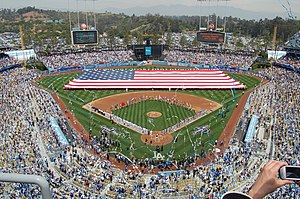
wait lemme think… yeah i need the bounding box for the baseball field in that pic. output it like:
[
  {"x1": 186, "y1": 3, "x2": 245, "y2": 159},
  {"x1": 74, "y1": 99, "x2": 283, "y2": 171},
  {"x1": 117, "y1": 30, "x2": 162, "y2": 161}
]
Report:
[{"x1": 37, "y1": 66, "x2": 261, "y2": 161}]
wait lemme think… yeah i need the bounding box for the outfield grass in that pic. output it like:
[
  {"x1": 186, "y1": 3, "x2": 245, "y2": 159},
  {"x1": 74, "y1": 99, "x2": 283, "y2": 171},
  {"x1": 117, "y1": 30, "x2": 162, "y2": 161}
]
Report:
[{"x1": 37, "y1": 69, "x2": 261, "y2": 160}]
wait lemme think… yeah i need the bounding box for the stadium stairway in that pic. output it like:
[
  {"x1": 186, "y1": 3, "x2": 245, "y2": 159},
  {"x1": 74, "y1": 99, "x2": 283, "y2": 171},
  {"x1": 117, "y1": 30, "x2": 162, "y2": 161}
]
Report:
[{"x1": 30, "y1": 91, "x2": 62, "y2": 179}]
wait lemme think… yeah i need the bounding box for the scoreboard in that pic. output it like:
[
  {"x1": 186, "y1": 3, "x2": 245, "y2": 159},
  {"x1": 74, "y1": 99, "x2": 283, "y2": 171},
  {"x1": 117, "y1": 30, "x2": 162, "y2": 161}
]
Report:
[
  {"x1": 128, "y1": 45, "x2": 166, "y2": 61},
  {"x1": 197, "y1": 31, "x2": 225, "y2": 43},
  {"x1": 72, "y1": 30, "x2": 98, "y2": 45}
]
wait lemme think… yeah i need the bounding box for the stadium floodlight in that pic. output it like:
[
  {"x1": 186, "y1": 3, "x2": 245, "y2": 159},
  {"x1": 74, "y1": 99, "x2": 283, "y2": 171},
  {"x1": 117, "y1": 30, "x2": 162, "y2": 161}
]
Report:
[
  {"x1": 197, "y1": 0, "x2": 231, "y2": 32},
  {"x1": 279, "y1": 0, "x2": 295, "y2": 19}
]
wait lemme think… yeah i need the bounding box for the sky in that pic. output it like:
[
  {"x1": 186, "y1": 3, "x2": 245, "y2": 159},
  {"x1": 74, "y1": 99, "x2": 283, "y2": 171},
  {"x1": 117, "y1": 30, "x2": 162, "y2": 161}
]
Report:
[{"x1": 1, "y1": 0, "x2": 300, "y2": 18}]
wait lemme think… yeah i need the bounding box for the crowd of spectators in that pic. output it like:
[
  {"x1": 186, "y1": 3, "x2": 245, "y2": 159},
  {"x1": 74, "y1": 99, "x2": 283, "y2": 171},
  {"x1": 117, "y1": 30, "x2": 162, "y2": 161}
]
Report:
[
  {"x1": 0, "y1": 57, "x2": 20, "y2": 69},
  {"x1": 38, "y1": 49, "x2": 258, "y2": 70},
  {"x1": 40, "y1": 51, "x2": 134, "y2": 69},
  {"x1": 0, "y1": 58, "x2": 299, "y2": 198},
  {"x1": 276, "y1": 55, "x2": 300, "y2": 70},
  {"x1": 0, "y1": 68, "x2": 120, "y2": 198},
  {"x1": 236, "y1": 66, "x2": 300, "y2": 198},
  {"x1": 164, "y1": 50, "x2": 256, "y2": 68}
]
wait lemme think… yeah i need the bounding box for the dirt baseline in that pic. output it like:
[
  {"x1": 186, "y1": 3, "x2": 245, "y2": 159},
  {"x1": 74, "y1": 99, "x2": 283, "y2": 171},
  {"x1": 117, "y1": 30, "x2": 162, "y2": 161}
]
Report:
[{"x1": 83, "y1": 91, "x2": 221, "y2": 146}]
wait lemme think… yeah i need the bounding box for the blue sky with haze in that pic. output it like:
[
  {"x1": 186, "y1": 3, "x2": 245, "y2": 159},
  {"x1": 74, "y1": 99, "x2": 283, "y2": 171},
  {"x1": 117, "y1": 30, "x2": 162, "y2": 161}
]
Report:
[{"x1": 1, "y1": 0, "x2": 300, "y2": 19}]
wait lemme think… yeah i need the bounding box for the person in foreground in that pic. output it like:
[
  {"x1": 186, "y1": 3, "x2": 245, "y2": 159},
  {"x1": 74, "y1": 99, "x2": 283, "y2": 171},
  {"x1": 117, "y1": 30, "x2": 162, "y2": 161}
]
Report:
[{"x1": 222, "y1": 160, "x2": 300, "y2": 199}]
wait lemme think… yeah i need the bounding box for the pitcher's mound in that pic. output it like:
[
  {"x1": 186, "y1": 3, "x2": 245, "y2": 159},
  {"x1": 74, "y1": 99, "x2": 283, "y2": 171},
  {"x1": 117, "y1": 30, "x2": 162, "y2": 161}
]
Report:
[{"x1": 147, "y1": 111, "x2": 162, "y2": 118}]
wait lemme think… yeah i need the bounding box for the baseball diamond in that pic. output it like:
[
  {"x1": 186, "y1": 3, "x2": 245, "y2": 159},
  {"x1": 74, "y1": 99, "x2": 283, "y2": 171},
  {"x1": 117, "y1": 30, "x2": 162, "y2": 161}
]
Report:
[{"x1": 82, "y1": 91, "x2": 222, "y2": 146}]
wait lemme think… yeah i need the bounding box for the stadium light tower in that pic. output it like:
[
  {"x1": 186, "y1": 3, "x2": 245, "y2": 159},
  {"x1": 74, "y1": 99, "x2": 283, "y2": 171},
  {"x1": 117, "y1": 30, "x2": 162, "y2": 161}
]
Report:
[
  {"x1": 279, "y1": 0, "x2": 296, "y2": 19},
  {"x1": 69, "y1": 0, "x2": 99, "y2": 47},
  {"x1": 197, "y1": 0, "x2": 231, "y2": 32}
]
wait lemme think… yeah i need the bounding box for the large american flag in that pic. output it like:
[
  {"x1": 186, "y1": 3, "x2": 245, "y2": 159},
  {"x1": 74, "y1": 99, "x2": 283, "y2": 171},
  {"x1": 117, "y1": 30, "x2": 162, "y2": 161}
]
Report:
[{"x1": 64, "y1": 69, "x2": 246, "y2": 89}]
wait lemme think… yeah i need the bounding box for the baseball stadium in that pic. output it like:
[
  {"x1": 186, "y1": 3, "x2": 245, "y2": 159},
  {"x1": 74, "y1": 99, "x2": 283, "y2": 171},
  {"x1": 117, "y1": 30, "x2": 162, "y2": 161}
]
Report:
[{"x1": 0, "y1": 1, "x2": 300, "y2": 198}]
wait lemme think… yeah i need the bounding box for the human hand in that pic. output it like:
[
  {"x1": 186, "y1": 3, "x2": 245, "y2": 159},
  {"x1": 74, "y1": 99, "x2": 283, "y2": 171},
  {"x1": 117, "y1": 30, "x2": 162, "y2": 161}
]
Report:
[{"x1": 248, "y1": 160, "x2": 293, "y2": 199}]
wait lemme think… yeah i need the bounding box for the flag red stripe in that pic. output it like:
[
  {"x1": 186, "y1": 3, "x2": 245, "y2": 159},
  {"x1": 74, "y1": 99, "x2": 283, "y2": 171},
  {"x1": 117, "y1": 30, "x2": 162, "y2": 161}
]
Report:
[{"x1": 64, "y1": 69, "x2": 245, "y2": 90}]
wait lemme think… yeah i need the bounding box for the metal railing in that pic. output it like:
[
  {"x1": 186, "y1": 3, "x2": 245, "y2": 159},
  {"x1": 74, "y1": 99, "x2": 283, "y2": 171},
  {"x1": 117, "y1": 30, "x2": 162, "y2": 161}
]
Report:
[{"x1": 0, "y1": 173, "x2": 52, "y2": 199}]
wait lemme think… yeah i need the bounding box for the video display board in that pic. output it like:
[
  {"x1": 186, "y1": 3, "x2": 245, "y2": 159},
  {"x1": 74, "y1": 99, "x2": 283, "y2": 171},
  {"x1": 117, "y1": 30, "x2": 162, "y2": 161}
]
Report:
[
  {"x1": 72, "y1": 30, "x2": 98, "y2": 45},
  {"x1": 145, "y1": 46, "x2": 152, "y2": 56},
  {"x1": 197, "y1": 31, "x2": 225, "y2": 43}
]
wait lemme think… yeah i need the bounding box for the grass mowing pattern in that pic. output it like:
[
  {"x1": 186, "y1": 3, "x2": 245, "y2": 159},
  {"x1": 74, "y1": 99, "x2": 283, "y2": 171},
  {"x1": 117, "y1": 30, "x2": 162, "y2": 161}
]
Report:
[
  {"x1": 113, "y1": 100, "x2": 196, "y2": 131},
  {"x1": 37, "y1": 70, "x2": 261, "y2": 160}
]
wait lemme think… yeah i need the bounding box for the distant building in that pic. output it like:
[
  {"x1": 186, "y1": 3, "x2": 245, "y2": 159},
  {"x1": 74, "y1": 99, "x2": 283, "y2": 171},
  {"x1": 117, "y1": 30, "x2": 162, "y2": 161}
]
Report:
[{"x1": 45, "y1": 19, "x2": 64, "y2": 23}]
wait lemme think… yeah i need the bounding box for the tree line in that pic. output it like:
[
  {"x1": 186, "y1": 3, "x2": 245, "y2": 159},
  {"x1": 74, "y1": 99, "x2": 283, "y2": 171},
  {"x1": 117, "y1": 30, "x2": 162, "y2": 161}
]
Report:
[{"x1": 0, "y1": 7, "x2": 299, "y2": 48}]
